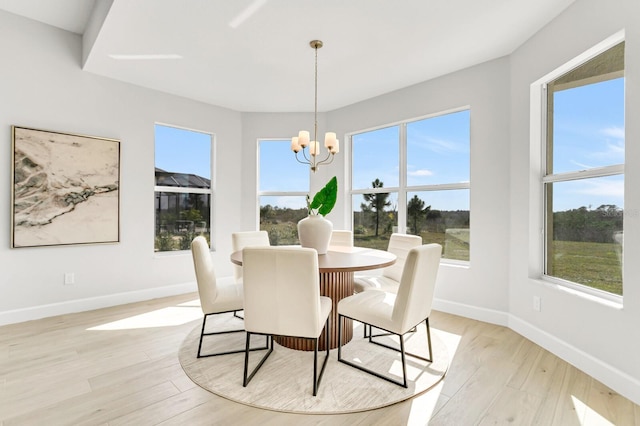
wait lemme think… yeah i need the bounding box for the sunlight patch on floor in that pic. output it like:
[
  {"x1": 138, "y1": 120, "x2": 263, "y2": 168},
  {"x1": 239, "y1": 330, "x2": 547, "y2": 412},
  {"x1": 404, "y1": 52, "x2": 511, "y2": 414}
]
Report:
[
  {"x1": 572, "y1": 394, "x2": 614, "y2": 425},
  {"x1": 87, "y1": 300, "x2": 202, "y2": 330},
  {"x1": 406, "y1": 381, "x2": 445, "y2": 424}
]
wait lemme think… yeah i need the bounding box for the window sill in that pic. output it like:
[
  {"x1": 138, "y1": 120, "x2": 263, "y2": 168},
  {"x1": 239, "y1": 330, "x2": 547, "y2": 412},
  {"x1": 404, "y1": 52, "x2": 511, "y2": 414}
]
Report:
[
  {"x1": 532, "y1": 277, "x2": 623, "y2": 310},
  {"x1": 154, "y1": 250, "x2": 192, "y2": 258},
  {"x1": 440, "y1": 259, "x2": 470, "y2": 269}
]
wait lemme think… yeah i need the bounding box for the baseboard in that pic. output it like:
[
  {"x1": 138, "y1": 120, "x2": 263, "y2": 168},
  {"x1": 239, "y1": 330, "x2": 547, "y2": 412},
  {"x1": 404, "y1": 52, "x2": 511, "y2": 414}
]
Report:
[
  {"x1": 0, "y1": 281, "x2": 197, "y2": 326},
  {"x1": 433, "y1": 299, "x2": 640, "y2": 405},
  {"x1": 509, "y1": 315, "x2": 640, "y2": 406},
  {"x1": 433, "y1": 298, "x2": 510, "y2": 326}
]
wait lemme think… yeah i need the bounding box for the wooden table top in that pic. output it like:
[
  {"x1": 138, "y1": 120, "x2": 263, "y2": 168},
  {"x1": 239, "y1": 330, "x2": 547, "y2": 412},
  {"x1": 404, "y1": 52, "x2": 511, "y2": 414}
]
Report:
[{"x1": 230, "y1": 245, "x2": 396, "y2": 273}]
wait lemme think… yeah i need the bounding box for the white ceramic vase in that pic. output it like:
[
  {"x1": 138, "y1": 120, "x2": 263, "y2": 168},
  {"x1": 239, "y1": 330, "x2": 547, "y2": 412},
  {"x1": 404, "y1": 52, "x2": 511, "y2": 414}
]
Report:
[{"x1": 297, "y1": 214, "x2": 333, "y2": 255}]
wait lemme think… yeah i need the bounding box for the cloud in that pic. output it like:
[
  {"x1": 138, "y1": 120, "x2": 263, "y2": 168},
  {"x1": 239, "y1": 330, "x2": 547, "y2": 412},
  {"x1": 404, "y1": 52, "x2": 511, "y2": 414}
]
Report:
[
  {"x1": 601, "y1": 126, "x2": 624, "y2": 140},
  {"x1": 576, "y1": 179, "x2": 624, "y2": 198},
  {"x1": 408, "y1": 169, "x2": 434, "y2": 177},
  {"x1": 426, "y1": 137, "x2": 466, "y2": 154},
  {"x1": 410, "y1": 134, "x2": 466, "y2": 154}
]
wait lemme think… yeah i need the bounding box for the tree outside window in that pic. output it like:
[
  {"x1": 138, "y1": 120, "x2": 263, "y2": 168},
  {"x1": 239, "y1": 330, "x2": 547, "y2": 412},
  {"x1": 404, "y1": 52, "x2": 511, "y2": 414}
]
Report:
[
  {"x1": 543, "y1": 41, "x2": 625, "y2": 296},
  {"x1": 351, "y1": 109, "x2": 470, "y2": 260}
]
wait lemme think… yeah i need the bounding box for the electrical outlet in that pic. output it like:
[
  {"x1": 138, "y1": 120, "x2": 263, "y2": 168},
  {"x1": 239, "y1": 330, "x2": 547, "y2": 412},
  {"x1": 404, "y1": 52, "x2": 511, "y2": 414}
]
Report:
[
  {"x1": 64, "y1": 272, "x2": 75, "y2": 285},
  {"x1": 533, "y1": 296, "x2": 541, "y2": 312}
]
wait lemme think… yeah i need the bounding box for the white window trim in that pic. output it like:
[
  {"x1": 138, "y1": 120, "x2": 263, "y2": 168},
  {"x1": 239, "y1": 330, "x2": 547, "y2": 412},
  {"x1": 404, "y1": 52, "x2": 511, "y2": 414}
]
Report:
[
  {"x1": 348, "y1": 107, "x2": 471, "y2": 264},
  {"x1": 256, "y1": 138, "x2": 311, "y2": 230},
  {"x1": 529, "y1": 30, "x2": 625, "y2": 303},
  {"x1": 153, "y1": 123, "x2": 215, "y2": 253}
]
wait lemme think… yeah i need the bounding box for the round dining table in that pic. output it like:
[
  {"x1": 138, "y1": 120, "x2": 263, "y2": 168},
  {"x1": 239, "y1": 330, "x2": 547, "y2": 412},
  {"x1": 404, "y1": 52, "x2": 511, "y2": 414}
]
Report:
[{"x1": 230, "y1": 245, "x2": 396, "y2": 351}]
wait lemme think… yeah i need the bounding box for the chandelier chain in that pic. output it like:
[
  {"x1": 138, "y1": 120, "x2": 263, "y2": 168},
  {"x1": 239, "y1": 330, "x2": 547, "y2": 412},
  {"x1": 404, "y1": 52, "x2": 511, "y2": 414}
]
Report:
[{"x1": 314, "y1": 43, "x2": 318, "y2": 147}]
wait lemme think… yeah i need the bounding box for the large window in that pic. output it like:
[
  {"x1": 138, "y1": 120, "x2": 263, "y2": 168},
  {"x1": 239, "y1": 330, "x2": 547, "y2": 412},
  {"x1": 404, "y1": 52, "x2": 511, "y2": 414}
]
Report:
[
  {"x1": 351, "y1": 109, "x2": 470, "y2": 260},
  {"x1": 154, "y1": 124, "x2": 213, "y2": 252},
  {"x1": 258, "y1": 139, "x2": 309, "y2": 245},
  {"x1": 543, "y1": 41, "x2": 624, "y2": 296}
]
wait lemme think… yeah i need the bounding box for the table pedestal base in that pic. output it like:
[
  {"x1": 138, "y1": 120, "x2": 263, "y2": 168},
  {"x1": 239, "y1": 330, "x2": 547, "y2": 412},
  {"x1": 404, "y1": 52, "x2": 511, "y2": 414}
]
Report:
[{"x1": 274, "y1": 271, "x2": 353, "y2": 351}]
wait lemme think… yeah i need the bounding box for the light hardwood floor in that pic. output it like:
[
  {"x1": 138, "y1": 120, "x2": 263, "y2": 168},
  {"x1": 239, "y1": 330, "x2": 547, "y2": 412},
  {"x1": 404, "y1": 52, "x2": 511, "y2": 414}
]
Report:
[{"x1": 1, "y1": 292, "x2": 638, "y2": 425}]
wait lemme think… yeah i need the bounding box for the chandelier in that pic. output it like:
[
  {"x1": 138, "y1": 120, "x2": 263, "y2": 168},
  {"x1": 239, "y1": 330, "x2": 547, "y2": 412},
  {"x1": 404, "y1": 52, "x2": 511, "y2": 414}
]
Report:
[{"x1": 290, "y1": 40, "x2": 339, "y2": 172}]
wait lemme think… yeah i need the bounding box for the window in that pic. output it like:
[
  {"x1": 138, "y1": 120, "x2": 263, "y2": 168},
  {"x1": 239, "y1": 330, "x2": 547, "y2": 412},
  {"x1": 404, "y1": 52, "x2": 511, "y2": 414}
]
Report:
[
  {"x1": 543, "y1": 41, "x2": 624, "y2": 296},
  {"x1": 258, "y1": 139, "x2": 309, "y2": 245},
  {"x1": 154, "y1": 124, "x2": 213, "y2": 252},
  {"x1": 351, "y1": 109, "x2": 470, "y2": 260}
]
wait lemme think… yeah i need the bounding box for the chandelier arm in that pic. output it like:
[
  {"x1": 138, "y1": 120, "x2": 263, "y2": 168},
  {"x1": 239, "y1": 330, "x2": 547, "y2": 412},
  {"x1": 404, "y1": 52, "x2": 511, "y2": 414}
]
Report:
[
  {"x1": 294, "y1": 151, "x2": 311, "y2": 166},
  {"x1": 304, "y1": 147, "x2": 314, "y2": 163},
  {"x1": 296, "y1": 150, "x2": 311, "y2": 164},
  {"x1": 315, "y1": 152, "x2": 334, "y2": 167}
]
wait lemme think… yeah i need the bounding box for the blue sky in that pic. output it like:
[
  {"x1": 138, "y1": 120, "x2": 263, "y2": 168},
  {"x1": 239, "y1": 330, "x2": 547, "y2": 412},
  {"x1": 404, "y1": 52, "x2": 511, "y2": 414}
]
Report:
[
  {"x1": 552, "y1": 78, "x2": 624, "y2": 211},
  {"x1": 351, "y1": 110, "x2": 470, "y2": 211},
  {"x1": 155, "y1": 124, "x2": 211, "y2": 179},
  {"x1": 155, "y1": 77, "x2": 624, "y2": 213}
]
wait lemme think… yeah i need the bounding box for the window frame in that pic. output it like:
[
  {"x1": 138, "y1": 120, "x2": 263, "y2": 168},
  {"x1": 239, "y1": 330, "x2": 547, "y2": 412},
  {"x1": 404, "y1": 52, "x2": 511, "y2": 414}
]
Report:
[
  {"x1": 532, "y1": 31, "x2": 625, "y2": 303},
  {"x1": 348, "y1": 106, "x2": 471, "y2": 264},
  {"x1": 154, "y1": 123, "x2": 215, "y2": 253},
  {"x1": 256, "y1": 138, "x2": 310, "y2": 241}
]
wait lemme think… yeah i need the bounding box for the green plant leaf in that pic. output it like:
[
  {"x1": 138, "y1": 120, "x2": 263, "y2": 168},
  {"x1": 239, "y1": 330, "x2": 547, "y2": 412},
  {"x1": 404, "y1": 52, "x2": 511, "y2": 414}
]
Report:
[{"x1": 310, "y1": 176, "x2": 337, "y2": 216}]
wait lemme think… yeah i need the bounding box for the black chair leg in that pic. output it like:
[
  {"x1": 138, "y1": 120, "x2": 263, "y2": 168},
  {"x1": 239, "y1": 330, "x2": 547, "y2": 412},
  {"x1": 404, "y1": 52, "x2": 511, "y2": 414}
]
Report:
[
  {"x1": 425, "y1": 317, "x2": 433, "y2": 362},
  {"x1": 338, "y1": 315, "x2": 432, "y2": 388},
  {"x1": 338, "y1": 314, "x2": 344, "y2": 360},
  {"x1": 197, "y1": 312, "x2": 268, "y2": 358},
  {"x1": 313, "y1": 316, "x2": 331, "y2": 396},
  {"x1": 399, "y1": 335, "x2": 408, "y2": 388},
  {"x1": 197, "y1": 314, "x2": 208, "y2": 357},
  {"x1": 313, "y1": 340, "x2": 319, "y2": 396},
  {"x1": 243, "y1": 332, "x2": 273, "y2": 387}
]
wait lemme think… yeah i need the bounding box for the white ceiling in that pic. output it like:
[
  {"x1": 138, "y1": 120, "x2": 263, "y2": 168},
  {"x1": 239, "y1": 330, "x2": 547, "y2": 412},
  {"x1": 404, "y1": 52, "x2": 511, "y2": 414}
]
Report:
[{"x1": 0, "y1": 0, "x2": 575, "y2": 112}]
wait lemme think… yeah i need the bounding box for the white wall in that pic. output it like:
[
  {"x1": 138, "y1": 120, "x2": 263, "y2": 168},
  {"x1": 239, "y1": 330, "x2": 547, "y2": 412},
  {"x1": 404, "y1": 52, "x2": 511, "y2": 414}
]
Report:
[
  {"x1": 0, "y1": 11, "x2": 244, "y2": 323},
  {"x1": 509, "y1": 0, "x2": 640, "y2": 403},
  {"x1": 327, "y1": 58, "x2": 512, "y2": 320}
]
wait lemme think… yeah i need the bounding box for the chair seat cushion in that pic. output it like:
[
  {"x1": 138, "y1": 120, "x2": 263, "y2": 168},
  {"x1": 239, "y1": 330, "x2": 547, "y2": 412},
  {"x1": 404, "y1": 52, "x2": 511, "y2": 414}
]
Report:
[
  {"x1": 338, "y1": 290, "x2": 402, "y2": 334},
  {"x1": 207, "y1": 277, "x2": 244, "y2": 314},
  {"x1": 354, "y1": 275, "x2": 400, "y2": 294}
]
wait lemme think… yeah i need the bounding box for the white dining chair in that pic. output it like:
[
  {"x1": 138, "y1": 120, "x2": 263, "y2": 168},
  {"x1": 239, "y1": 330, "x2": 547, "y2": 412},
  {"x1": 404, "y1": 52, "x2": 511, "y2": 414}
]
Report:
[
  {"x1": 330, "y1": 230, "x2": 354, "y2": 247},
  {"x1": 337, "y1": 243, "x2": 442, "y2": 387},
  {"x1": 354, "y1": 233, "x2": 422, "y2": 294},
  {"x1": 231, "y1": 230, "x2": 270, "y2": 284},
  {"x1": 241, "y1": 246, "x2": 332, "y2": 396},
  {"x1": 191, "y1": 236, "x2": 246, "y2": 358}
]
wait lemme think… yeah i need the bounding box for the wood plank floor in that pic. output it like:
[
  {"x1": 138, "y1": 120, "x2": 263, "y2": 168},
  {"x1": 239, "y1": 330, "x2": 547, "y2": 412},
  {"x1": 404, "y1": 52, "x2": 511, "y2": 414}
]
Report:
[{"x1": 1, "y1": 293, "x2": 638, "y2": 425}]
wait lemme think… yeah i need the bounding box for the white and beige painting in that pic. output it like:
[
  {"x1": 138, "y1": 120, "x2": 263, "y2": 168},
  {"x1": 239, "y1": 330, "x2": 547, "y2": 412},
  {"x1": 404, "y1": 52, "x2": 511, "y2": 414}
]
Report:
[{"x1": 12, "y1": 127, "x2": 120, "y2": 247}]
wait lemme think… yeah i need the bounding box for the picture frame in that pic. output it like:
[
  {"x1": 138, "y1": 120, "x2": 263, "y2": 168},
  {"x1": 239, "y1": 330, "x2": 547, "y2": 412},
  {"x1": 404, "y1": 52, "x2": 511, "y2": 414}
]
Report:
[{"x1": 11, "y1": 126, "x2": 121, "y2": 248}]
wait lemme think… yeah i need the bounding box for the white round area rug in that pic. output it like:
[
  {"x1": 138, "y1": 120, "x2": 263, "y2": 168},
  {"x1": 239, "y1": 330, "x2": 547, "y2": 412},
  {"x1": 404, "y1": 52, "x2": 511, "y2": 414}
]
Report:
[{"x1": 179, "y1": 313, "x2": 449, "y2": 414}]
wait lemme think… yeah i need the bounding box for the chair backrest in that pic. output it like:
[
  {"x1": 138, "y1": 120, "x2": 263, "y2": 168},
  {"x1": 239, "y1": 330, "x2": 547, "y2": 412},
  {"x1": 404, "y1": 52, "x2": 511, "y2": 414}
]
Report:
[
  {"x1": 392, "y1": 244, "x2": 442, "y2": 333},
  {"x1": 330, "y1": 230, "x2": 353, "y2": 247},
  {"x1": 383, "y1": 233, "x2": 423, "y2": 282},
  {"x1": 232, "y1": 230, "x2": 270, "y2": 282},
  {"x1": 242, "y1": 246, "x2": 322, "y2": 338},
  {"x1": 191, "y1": 236, "x2": 218, "y2": 314}
]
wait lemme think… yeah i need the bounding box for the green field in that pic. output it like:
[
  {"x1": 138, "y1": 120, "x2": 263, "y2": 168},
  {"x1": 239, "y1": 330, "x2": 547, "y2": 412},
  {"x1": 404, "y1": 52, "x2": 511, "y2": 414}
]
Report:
[
  {"x1": 354, "y1": 230, "x2": 469, "y2": 261},
  {"x1": 550, "y1": 240, "x2": 622, "y2": 295},
  {"x1": 260, "y1": 218, "x2": 622, "y2": 296}
]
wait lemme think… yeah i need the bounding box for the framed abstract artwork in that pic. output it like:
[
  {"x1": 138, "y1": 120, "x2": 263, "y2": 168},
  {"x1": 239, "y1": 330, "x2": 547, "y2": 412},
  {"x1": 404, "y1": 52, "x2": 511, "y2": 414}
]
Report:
[{"x1": 11, "y1": 126, "x2": 121, "y2": 248}]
